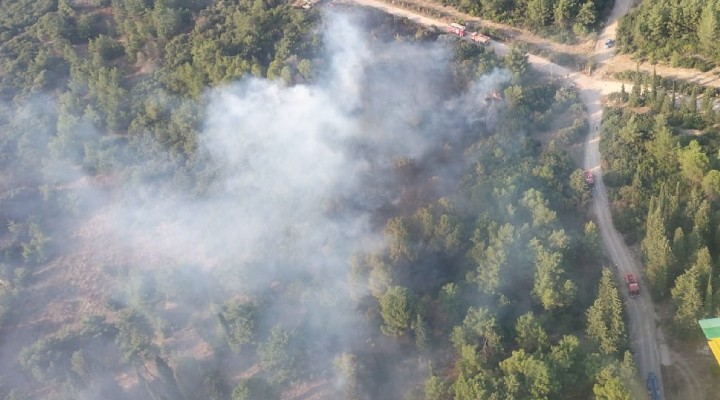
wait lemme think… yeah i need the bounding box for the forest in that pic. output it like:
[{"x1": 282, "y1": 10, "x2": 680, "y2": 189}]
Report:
[
  {"x1": 0, "y1": 0, "x2": 650, "y2": 399},
  {"x1": 616, "y1": 0, "x2": 720, "y2": 71},
  {"x1": 601, "y1": 72, "x2": 720, "y2": 342}
]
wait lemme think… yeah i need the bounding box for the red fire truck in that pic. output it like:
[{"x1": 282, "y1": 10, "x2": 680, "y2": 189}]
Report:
[{"x1": 448, "y1": 23, "x2": 466, "y2": 37}]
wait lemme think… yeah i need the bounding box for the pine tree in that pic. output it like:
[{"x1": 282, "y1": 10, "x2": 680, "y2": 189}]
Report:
[
  {"x1": 531, "y1": 240, "x2": 575, "y2": 310},
  {"x1": 690, "y1": 87, "x2": 699, "y2": 113},
  {"x1": 584, "y1": 221, "x2": 602, "y2": 260},
  {"x1": 586, "y1": 269, "x2": 627, "y2": 355},
  {"x1": 642, "y1": 197, "x2": 674, "y2": 297},
  {"x1": 692, "y1": 201, "x2": 712, "y2": 249},
  {"x1": 697, "y1": 2, "x2": 719, "y2": 57},
  {"x1": 646, "y1": 115, "x2": 678, "y2": 177},
  {"x1": 701, "y1": 87, "x2": 714, "y2": 123},
  {"x1": 691, "y1": 247, "x2": 712, "y2": 288},
  {"x1": 424, "y1": 369, "x2": 449, "y2": 400},
  {"x1": 379, "y1": 286, "x2": 416, "y2": 336},
  {"x1": 650, "y1": 67, "x2": 658, "y2": 103},
  {"x1": 628, "y1": 79, "x2": 643, "y2": 106},
  {"x1": 671, "y1": 269, "x2": 703, "y2": 337},
  {"x1": 414, "y1": 313, "x2": 430, "y2": 353},
  {"x1": 593, "y1": 362, "x2": 633, "y2": 400},
  {"x1": 672, "y1": 227, "x2": 688, "y2": 276},
  {"x1": 678, "y1": 140, "x2": 709, "y2": 185},
  {"x1": 705, "y1": 274, "x2": 714, "y2": 317},
  {"x1": 515, "y1": 312, "x2": 549, "y2": 353}
]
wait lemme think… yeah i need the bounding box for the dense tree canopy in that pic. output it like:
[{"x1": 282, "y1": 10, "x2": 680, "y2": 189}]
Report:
[
  {"x1": 617, "y1": 0, "x2": 720, "y2": 71},
  {"x1": 0, "y1": 1, "x2": 646, "y2": 398}
]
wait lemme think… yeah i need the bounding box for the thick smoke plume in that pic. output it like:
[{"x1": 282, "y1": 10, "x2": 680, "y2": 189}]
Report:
[
  {"x1": 1, "y1": 9, "x2": 511, "y2": 399},
  {"x1": 115, "y1": 10, "x2": 509, "y2": 295}
]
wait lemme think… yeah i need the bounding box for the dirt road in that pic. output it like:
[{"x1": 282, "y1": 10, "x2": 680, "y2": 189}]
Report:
[
  {"x1": 341, "y1": 0, "x2": 671, "y2": 395},
  {"x1": 581, "y1": 88, "x2": 668, "y2": 397},
  {"x1": 593, "y1": 0, "x2": 635, "y2": 65}
]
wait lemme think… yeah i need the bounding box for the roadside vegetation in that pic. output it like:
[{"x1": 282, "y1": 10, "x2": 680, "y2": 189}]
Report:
[{"x1": 600, "y1": 73, "x2": 720, "y2": 338}]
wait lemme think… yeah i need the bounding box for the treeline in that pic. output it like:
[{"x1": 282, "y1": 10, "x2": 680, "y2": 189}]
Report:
[
  {"x1": 436, "y1": 0, "x2": 614, "y2": 43},
  {"x1": 617, "y1": 0, "x2": 720, "y2": 71},
  {"x1": 601, "y1": 77, "x2": 720, "y2": 337}
]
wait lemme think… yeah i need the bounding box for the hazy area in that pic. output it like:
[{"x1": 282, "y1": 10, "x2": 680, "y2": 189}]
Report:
[{"x1": 0, "y1": 2, "x2": 650, "y2": 399}]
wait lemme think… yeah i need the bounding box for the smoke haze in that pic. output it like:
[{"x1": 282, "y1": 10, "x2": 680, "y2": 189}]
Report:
[{"x1": 0, "y1": 9, "x2": 510, "y2": 399}]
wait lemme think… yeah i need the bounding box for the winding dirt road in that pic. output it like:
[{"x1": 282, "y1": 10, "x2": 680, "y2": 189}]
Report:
[{"x1": 340, "y1": 0, "x2": 676, "y2": 396}]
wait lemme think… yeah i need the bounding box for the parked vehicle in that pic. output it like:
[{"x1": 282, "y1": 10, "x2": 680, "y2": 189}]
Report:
[
  {"x1": 469, "y1": 32, "x2": 490, "y2": 45},
  {"x1": 447, "y1": 23, "x2": 466, "y2": 37},
  {"x1": 625, "y1": 273, "x2": 640, "y2": 298},
  {"x1": 584, "y1": 170, "x2": 595, "y2": 187},
  {"x1": 647, "y1": 372, "x2": 661, "y2": 400}
]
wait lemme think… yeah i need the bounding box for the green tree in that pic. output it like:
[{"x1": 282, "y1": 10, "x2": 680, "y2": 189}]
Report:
[
  {"x1": 642, "y1": 197, "x2": 673, "y2": 297},
  {"x1": 414, "y1": 312, "x2": 430, "y2": 352},
  {"x1": 379, "y1": 286, "x2": 416, "y2": 336},
  {"x1": 499, "y1": 349, "x2": 555, "y2": 400},
  {"x1": 672, "y1": 227, "x2": 688, "y2": 275},
  {"x1": 527, "y1": 0, "x2": 553, "y2": 28},
  {"x1": 451, "y1": 307, "x2": 503, "y2": 360},
  {"x1": 671, "y1": 268, "x2": 704, "y2": 337},
  {"x1": 369, "y1": 255, "x2": 393, "y2": 299},
  {"x1": 697, "y1": 2, "x2": 719, "y2": 57},
  {"x1": 586, "y1": 269, "x2": 627, "y2": 355},
  {"x1": 424, "y1": 370, "x2": 448, "y2": 400},
  {"x1": 569, "y1": 169, "x2": 591, "y2": 206},
  {"x1": 21, "y1": 217, "x2": 50, "y2": 264},
  {"x1": 645, "y1": 115, "x2": 678, "y2": 177},
  {"x1": 701, "y1": 87, "x2": 715, "y2": 122},
  {"x1": 504, "y1": 45, "x2": 528, "y2": 80},
  {"x1": 515, "y1": 312, "x2": 548, "y2": 353},
  {"x1": 554, "y1": 0, "x2": 577, "y2": 27},
  {"x1": 439, "y1": 282, "x2": 462, "y2": 324},
  {"x1": 232, "y1": 378, "x2": 278, "y2": 400},
  {"x1": 472, "y1": 224, "x2": 514, "y2": 294},
  {"x1": 548, "y1": 335, "x2": 583, "y2": 391},
  {"x1": 257, "y1": 325, "x2": 300, "y2": 384},
  {"x1": 115, "y1": 308, "x2": 155, "y2": 362},
  {"x1": 678, "y1": 140, "x2": 709, "y2": 184},
  {"x1": 592, "y1": 363, "x2": 633, "y2": 400},
  {"x1": 705, "y1": 274, "x2": 715, "y2": 317},
  {"x1": 692, "y1": 201, "x2": 712, "y2": 250},
  {"x1": 504, "y1": 85, "x2": 524, "y2": 108},
  {"x1": 576, "y1": 0, "x2": 597, "y2": 28},
  {"x1": 219, "y1": 299, "x2": 257, "y2": 351},
  {"x1": 333, "y1": 353, "x2": 361, "y2": 400},
  {"x1": 703, "y1": 170, "x2": 720, "y2": 200},
  {"x1": 385, "y1": 217, "x2": 417, "y2": 262},
  {"x1": 530, "y1": 239, "x2": 576, "y2": 310},
  {"x1": 451, "y1": 370, "x2": 488, "y2": 400},
  {"x1": 584, "y1": 221, "x2": 602, "y2": 259}
]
